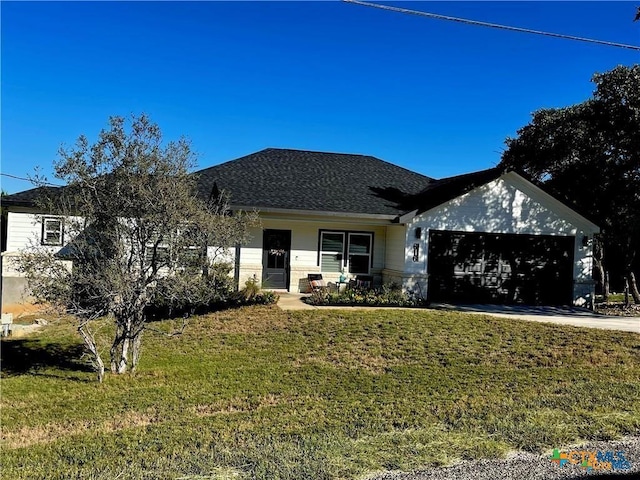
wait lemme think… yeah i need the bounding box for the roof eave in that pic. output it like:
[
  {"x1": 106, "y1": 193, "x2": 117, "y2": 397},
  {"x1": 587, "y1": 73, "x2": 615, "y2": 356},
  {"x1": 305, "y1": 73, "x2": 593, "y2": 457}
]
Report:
[
  {"x1": 1, "y1": 199, "x2": 38, "y2": 208},
  {"x1": 230, "y1": 204, "x2": 398, "y2": 221}
]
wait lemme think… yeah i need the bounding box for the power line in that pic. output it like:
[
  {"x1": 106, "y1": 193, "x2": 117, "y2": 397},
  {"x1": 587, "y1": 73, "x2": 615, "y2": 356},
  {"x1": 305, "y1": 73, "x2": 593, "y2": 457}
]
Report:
[
  {"x1": 343, "y1": 0, "x2": 640, "y2": 52},
  {"x1": 0, "y1": 172, "x2": 62, "y2": 187}
]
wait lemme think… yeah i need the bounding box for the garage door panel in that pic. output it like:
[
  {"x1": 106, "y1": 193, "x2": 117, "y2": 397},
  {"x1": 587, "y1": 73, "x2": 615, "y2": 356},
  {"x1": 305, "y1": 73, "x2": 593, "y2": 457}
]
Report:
[{"x1": 428, "y1": 230, "x2": 574, "y2": 305}]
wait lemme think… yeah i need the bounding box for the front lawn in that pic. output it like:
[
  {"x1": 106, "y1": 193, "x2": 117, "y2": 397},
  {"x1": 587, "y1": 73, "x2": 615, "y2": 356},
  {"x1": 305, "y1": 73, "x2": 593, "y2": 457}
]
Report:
[{"x1": 2, "y1": 306, "x2": 639, "y2": 479}]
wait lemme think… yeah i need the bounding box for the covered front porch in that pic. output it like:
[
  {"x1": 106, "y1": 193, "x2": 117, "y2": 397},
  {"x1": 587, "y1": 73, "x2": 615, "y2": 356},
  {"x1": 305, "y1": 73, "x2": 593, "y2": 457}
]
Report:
[{"x1": 234, "y1": 210, "x2": 407, "y2": 293}]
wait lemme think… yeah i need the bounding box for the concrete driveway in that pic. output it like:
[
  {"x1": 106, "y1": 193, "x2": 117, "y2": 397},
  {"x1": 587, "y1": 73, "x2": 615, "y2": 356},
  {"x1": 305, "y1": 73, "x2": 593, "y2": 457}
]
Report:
[{"x1": 431, "y1": 303, "x2": 640, "y2": 333}]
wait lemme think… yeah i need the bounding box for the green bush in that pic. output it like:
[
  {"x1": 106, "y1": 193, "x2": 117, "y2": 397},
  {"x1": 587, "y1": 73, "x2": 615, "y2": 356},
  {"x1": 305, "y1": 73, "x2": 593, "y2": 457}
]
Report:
[
  {"x1": 146, "y1": 263, "x2": 235, "y2": 318},
  {"x1": 147, "y1": 272, "x2": 280, "y2": 320},
  {"x1": 306, "y1": 283, "x2": 428, "y2": 307},
  {"x1": 233, "y1": 276, "x2": 280, "y2": 306},
  {"x1": 250, "y1": 290, "x2": 280, "y2": 305},
  {"x1": 239, "y1": 275, "x2": 261, "y2": 301}
]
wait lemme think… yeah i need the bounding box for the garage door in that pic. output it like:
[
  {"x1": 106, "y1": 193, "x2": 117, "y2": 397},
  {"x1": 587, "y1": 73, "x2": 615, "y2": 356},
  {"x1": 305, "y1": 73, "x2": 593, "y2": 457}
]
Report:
[{"x1": 427, "y1": 230, "x2": 574, "y2": 305}]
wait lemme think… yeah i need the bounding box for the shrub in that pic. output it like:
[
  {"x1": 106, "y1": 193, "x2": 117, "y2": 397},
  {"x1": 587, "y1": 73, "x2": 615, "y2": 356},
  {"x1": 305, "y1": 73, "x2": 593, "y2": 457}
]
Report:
[
  {"x1": 234, "y1": 276, "x2": 279, "y2": 306},
  {"x1": 305, "y1": 283, "x2": 428, "y2": 307},
  {"x1": 146, "y1": 263, "x2": 235, "y2": 318},
  {"x1": 250, "y1": 290, "x2": 280, "y2": 305},
  {"x1": 239, "y1": 275, "x2": 261, "y2": 301},
  {"x1": 146, "y1": 271, "x2": 279, "y2": 320}
]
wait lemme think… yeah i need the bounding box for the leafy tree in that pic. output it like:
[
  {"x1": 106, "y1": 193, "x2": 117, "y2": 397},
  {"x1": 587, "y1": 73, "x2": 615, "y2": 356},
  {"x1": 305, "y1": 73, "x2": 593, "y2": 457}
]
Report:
[
  {"x1": 1, "y1": 190, "x2": 8, "y2": 252},
  {"x1": 17, "y1": 114, "x2": 258, "y2": 381},
  {"x1": 500, "y1": 65, "x2": 640, "y2": 303}
]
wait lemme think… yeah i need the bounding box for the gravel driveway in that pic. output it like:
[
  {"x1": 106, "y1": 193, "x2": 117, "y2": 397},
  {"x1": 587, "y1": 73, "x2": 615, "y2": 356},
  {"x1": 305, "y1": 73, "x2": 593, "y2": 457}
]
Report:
[{"x1": 370, "y1": 436, "x2": 639, "y2": 480}]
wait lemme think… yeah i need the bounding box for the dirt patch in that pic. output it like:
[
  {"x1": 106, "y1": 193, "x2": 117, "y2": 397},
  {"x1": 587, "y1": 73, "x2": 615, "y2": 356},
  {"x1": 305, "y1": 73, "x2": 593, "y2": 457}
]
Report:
[
  {"x1": 186, "y1": 306, "x2": 294, "y2": 335},
  {"x1": 2, "y1": 409, "x2": 159, "y2": 450},
  {"x1": 1, "y1": 303, "x2": 50, "y2": 318},
  {"x1": 595, "y1": 302, "x2": 640, "y2": 317},
  {"x1": 6, "y1": 323, "x2": 44, "y2": 338},
  {"x1": 191, "y1": 393, "x2": 304, "y2": 417}
]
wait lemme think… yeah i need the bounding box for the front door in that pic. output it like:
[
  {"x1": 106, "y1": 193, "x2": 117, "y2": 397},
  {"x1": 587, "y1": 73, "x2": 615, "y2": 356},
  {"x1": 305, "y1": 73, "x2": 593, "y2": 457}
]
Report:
[{"x1": 262, "y1": 229, "x2": 291, "y2": 290}]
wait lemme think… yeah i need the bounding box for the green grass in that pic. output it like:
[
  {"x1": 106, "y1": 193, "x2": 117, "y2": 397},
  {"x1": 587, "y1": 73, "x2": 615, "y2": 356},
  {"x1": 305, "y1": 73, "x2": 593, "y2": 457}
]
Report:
[
  {"x1": 2, "y1": 306, "x2": 640, "y2": 479},
  {"x1": 597, "y1": 293, "x2": 632, "y2": 303}
]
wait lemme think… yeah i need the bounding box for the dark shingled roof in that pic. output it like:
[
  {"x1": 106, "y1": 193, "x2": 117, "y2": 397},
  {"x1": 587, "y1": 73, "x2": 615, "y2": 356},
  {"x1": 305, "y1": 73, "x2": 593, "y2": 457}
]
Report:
[
  {"x1": 2, "y1": 151, "x2": 522, "y2": 220},
  {"x1": 1, "y1": 186, "x2": 62, "y2": 207},
  {"x1": 194, "y1": 148, "x2": 434, "y2": 216},
  {"x1": 400, "y1": 166, "x2": 507, "y2": 214}
]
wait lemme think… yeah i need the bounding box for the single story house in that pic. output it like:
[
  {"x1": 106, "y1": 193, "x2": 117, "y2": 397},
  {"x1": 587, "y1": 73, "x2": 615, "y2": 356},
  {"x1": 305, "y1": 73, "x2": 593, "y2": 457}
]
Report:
[{"x1": 1, "y1": 148, "x2": 599, "y2": 307}]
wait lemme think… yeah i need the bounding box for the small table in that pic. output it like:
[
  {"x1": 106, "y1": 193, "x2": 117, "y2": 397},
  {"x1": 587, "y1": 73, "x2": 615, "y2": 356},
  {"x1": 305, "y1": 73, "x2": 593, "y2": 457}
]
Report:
[{"x1": 335, "y1": 280, "x2": 349, "y2": 293}]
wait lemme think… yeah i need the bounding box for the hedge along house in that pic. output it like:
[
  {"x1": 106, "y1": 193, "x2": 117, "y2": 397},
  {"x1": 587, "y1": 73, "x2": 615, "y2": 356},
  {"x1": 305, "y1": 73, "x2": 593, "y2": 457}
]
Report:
[{"x1": 1, "y1": 148, "x2": 599, "y2": 308}]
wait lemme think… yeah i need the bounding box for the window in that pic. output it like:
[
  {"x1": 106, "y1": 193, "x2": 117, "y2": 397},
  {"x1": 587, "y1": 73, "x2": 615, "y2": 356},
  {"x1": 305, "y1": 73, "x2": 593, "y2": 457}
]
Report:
[
  {"x1": 178, "y1": 246, "x2": 205, "y2": 268},
  {"x1": 319, "y1": 230, "x2": 373, "y2": 274},
  {"x1": 144, "y1": 244, "x2": 170, "y2": 267},
  {"x1": 348, "y1": 233, "x2": 372, "y2": 274},
  {"x1": 144, "y1": 225, "x2": 206, "y2": 270},
  {"x1": 176, "y1": 225, "x2": 205, "y2": 268},
  {"x1": 320, "y1": 232, "x2": 344, "y2": 273},
  {"x1": 41, "y1": 217, "x2": 63, "y2": 246}
]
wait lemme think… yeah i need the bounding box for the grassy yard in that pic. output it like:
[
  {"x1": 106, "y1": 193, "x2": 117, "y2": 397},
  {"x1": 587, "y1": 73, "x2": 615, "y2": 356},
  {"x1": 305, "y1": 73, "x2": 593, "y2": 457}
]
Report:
[{"x1": 2, "y1": 306, "x2": 640, "y2": 479}]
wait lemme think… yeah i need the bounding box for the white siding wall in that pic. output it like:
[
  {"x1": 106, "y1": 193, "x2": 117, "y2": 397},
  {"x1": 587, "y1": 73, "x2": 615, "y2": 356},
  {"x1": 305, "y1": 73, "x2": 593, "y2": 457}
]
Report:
[
  {"x1": 5, "y1": 211, "x2": 78, "y2": 253},
  {"x1": 381, "y1": 225, "x2": 407, "y2": 287},
  {"x1": 236, "y1": 225, "x2": 266, "y2": 288},
  {"x1": 5, "y1": 210, "x2": 393, "y2": 298},
  {"x1": 7, "y1": 212, "x2": 48, "y2": 253},
  {"x1": 384, "y1": 225, "x2": 406, "y2": 272},
  {"x1": 404, "y1": 174, "x2": 599, "y2": 305},
  {"x1": 3, "y1": 212, "x2": 72, "y2": 276},
  {"x1": 2, "y1": 211, "x2": 76, "y2": 306}
]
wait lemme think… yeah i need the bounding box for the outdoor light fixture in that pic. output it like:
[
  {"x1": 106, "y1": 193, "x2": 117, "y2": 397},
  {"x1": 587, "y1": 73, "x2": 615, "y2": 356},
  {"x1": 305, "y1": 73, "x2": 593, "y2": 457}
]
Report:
[
  {"x1": 415, "y1": 227, "x2": 422, "y2": 239},
  {"x1": 582, "y1": 235, "x2": 589, "y2": 247}
]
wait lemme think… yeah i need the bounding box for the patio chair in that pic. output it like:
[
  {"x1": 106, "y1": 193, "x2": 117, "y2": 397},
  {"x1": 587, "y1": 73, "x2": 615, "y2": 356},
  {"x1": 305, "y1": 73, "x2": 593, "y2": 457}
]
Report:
[
  {"x1": 352, "y1": 275, "x2": 374, "y2": 289},
  {"x1": 307, "y1": 273, "x2": 327, "y2": 292}
]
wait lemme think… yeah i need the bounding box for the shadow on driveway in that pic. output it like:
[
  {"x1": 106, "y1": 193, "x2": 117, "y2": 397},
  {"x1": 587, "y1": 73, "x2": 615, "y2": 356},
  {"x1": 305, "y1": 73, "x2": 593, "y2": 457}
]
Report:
[
  {"x1": 432, "y1": 303, "x2": 603, "y2": 317},
  {"x1": 430, "y1": 303, "x2": 640, "y2": 333}
]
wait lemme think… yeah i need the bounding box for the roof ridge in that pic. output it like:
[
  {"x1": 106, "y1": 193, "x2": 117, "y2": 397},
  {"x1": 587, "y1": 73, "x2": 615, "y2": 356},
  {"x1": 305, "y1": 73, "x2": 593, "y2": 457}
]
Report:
[
  {"x1": 261, "y1": 147, "x2": 374, "y2": 158},
  {"x1": 433, "y1": 165, "x2": 504, "y2": 183},
  {"x1": 193, "y1": 147, "x2": 434, "y2": 182}
]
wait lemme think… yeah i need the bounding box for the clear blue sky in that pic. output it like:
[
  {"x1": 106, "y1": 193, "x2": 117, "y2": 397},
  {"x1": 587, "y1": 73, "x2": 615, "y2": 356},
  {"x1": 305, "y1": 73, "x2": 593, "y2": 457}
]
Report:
[{"x1": 2, "y1": 1, "x2": 639, "y2": 194}]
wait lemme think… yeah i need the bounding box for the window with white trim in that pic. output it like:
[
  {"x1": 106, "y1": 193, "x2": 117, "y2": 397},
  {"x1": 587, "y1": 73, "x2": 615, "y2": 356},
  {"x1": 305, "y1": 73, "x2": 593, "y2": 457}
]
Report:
[
  {"x1": 41, "y1": 217, "x2": 63, "y2": 246},
  {"x1": 176, "y1": 224, "x2": 205, "y2": 268},
  {"x1": 320, "y1": 231, "x2": 344, "y2": 273},
  {"x1": 319, "y1": 230, "x2": 373, "y2": 274},
  {"x1": 347, "y1": 233, "x2": 372, "y2": 274},
  {"x1": 144, "y1": 226, "x2": 204, "y2": 270},
  {"x1": 144, "y1": 243, "x2": 170, "y2": 267}
]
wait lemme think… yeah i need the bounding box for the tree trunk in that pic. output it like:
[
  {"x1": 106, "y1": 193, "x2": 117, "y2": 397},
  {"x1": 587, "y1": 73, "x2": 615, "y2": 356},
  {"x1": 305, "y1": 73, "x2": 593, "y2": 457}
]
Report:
[
  {"x1": 94, "y1": 352, "x2": 105, "y2": 383},
  {"x1": 130, "y1": 330, "x2": 143, "y2": 372},
  {"x1": 593, "y1": 239, "x2": 608, "y2": 301},
  {"x1": 110, "y1": 324, "x2": 126, "y2": 374},
  {"x1": 117, "y1": 336, "x2": 130, "y2": 374},
  {"x1": 78, "y1": 324, "x2": 105, "y2": 383},
  {"x1": 594, "y1": 261, "x2": 608, "y2": 301},
  {"x1": 110, "y1": 321, "x2": 131, "y2": 374},
  {"x1": 628, "y1": 271, "x2": 640, "y2": 304},
  {"x1": 624, "y1": 278, "x2": 629, "y2": 306},
  {"x1": 111, "y1": 310, "x2": 146, "y2": 374}
]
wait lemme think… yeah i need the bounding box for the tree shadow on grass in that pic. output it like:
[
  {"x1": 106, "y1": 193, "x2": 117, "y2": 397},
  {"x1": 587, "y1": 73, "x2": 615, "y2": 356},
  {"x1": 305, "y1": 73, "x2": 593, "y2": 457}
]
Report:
[{"x1": 0, "y1": 338, "x2": 94, "y2": 378}]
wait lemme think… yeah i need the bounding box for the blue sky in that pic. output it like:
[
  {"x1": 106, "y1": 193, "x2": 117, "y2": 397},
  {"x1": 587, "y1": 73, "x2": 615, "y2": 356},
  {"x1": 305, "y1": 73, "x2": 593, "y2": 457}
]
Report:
[{"x1": 2, "y1": 1, "x2": 639, "y2": 194}]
